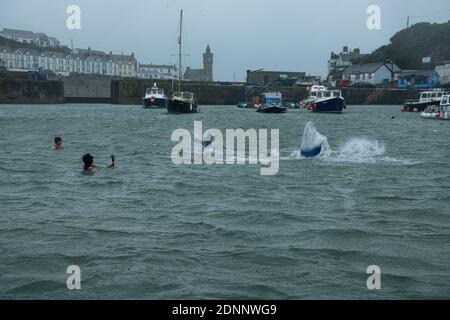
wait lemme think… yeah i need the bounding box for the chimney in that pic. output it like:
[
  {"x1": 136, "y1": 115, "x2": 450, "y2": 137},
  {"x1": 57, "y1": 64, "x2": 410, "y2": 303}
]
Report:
[
  {"x1": 343, "y1": 46, "x2": 348, "y2": 52},
  {"x1": 354, "y1": 48, "x2": 360, "y2": 54}
]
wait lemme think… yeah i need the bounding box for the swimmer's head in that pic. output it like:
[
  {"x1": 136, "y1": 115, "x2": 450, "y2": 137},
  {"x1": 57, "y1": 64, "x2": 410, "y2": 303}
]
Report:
[
  {"x1": 82, "y1": 153, "x2": 94, "y2": 170},
  {"x1": 54, "y1": 136, "x2": 63, "y2": 146}
]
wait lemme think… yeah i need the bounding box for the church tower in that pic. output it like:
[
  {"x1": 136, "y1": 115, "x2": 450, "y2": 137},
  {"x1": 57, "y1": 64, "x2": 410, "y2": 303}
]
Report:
[{"x1": 203, "y1": 44, "x2": 213, "y2": 82}]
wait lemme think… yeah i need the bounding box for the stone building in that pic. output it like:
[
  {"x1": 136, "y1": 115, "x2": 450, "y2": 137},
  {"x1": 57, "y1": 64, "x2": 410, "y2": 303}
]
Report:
[
  {"x1": 184, "y1": 45, "x2": 213, "y2": 82},
  {"x1": 246, "y1": 69, "x2": 306, "y2": 85},
  {"x1": 327, "y1": 46, "x2": 368, "y2": 84}
]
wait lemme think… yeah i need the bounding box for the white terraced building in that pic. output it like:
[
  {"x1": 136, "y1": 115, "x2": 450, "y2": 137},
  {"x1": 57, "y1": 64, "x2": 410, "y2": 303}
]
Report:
[
  {"x1": 0, "y1": 45, "x2": 138, "y2": 77},
  {"x1": 0, "y1": 27, "x2": 181, "y2": 79},
  {"x1": 136, "y1": 63, "x2": 178, "y2": 80}
]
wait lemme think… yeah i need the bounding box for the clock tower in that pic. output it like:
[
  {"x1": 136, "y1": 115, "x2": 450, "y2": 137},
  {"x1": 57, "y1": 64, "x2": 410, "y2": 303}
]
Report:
[{"x1": 203, "y1": 44, "x2": 213, "y2": 82}]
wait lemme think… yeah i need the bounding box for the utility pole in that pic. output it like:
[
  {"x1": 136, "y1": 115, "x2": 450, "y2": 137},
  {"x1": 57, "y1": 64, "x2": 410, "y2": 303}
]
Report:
[{"x1": 407, "y1": 16, "x2": 410, "y2": 29}]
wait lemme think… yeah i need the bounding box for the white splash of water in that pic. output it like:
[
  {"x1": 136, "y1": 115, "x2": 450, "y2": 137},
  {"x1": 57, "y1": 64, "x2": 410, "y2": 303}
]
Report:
[
  {"x1": 288, "y1": 123, "x2": 415, "y2": 165},
  {"x1": 291, "y1": 121, "x2": 330, "y2": 158}
]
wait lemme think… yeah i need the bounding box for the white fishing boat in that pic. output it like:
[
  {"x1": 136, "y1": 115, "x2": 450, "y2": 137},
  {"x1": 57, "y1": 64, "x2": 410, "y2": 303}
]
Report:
[
  {"x1": 142, "y1": 83, "x2": 168, "y2": 108},
  {"x1": 402, "y1": 88, "x2": 447, "y2": 112},
  {"x1": 421, "y1": 94, "x2": 450, "y2": 120},
  {"x1": 301, "y1": 85, "x2": 346, "y2": 113}
]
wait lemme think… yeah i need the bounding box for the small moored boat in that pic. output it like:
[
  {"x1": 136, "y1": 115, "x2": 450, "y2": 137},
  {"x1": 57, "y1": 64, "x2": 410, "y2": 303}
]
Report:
[
  {"x1": 142, "y1": 83, "x2": 168, "y2": 108},
  {"x1": 302, "y1": 85, "x2": 346, "y2": 113},
  {"x1": 166, "y1": 10, "x2": 200, "y2": 114},
  {"x1": 421, "y1": 94, "x2": 450, "y2": 120},
  {"x1": 402, "y1": 89, "x2": 447, "y2": 112},
  {"x1": 256, "y1": 91, "x2": 287, "y2": 114},
  {"x1": 167, "y1": 91, "x2": 199, "y2": 114},
  {"x1": 236, "y1": 101, "x2": 249, "y2": 108}
]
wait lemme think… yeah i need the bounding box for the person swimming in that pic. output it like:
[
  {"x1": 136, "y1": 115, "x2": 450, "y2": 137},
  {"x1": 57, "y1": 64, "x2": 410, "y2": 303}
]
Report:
[
  {"x1": 51, "y1": 137, "x2": 64, "y2": 150},
  {"x1": 82, "y1": 154, "x2": 115, "y2": 172},
  {"x1": 82, "y1": 153, "x2": 96, "y2": 172}
]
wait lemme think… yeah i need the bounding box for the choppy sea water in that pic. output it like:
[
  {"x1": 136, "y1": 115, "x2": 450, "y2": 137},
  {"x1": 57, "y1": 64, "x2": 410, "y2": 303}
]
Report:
[{"x1": 0, "y1": 104, "x2": 449, "y2": 299}]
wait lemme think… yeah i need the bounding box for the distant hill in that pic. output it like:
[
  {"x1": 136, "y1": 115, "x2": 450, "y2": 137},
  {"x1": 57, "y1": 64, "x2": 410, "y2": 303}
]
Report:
[{"x1": 354, "y1": 22, "x2": 450, "y2": 69}]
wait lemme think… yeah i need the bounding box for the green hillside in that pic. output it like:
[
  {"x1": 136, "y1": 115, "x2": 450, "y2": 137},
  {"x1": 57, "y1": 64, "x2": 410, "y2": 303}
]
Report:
[{"x1": 354, "y1": 22, "x2": 450, "y2": 69}]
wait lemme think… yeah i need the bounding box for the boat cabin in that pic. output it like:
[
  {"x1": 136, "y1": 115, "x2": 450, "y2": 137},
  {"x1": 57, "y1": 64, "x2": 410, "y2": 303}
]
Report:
[
  {"x1": 144, "y1": 83, "x2": 165, "y2": 97},
  {"x1": 172, "y1": 91, "x2": 196, "y2": 102},
  {"x1": 262, "y1": 92, "x2": 282, "y2": 105},
  {"x1": 419, "y1": 89, "x2": 446, "y2": 103},
  {"x1": 441, "y1": 95, "x2": 450, "y2": 106},
  {"x1": 309, "y1": 89, "x2": 342, "y2": 100}
]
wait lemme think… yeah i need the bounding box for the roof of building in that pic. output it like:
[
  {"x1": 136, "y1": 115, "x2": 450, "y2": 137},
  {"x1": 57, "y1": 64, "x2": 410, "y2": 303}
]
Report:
[
  {"x1": 2, "y1": 28, "x2": 37, "y2": 40},
  {"x1": 48, "y1": 37, "x2": 60, "y2": 43},
  {"x1": 139, "y1": 63, "x2": 176, "y2": 69},
  {"x1": 343, "y1": 62, "x2": 401, "y2": 75},
  {"x1": 111, "y1": 53, "x2": 136, "y2": 63},
  {"x1": 247, "y1": 69, "x2": 305, "y2": 75},
  {"x1": 398, "y1": 70, "x2": 437, "y2": 77},
  {"x1": 339, "y1": 51, "x2": 368, "y2": 63}
]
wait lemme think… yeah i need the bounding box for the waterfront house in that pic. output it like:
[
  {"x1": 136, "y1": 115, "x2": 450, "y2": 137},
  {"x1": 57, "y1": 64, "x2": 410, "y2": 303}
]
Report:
[
  {"x1": 435, "y1": 63, "x2": 450, "y2": 85},
  {"x1": 342, "y1": 62, "x2": 401, "y2": 86},
  {"x1": 136, "y1": 63, "x2": 178, "y2": 80},
  {"x1": 327, "y1": 46, "x2": 368, "y2": 84},
  {"x1": 397, "y1": 70, "x2": 440, "y2": 89}
]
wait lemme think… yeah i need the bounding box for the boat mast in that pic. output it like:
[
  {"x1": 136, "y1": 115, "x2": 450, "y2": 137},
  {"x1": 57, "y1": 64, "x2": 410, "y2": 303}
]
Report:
[{"x1": 178, "y1": 10, "x2": 183, "y2": 92}]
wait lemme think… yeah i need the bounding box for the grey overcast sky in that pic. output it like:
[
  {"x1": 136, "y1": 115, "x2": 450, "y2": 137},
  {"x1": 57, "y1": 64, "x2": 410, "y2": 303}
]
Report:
[{"x1": 1, "y1": 0, "x2": 449, "y2": 81}]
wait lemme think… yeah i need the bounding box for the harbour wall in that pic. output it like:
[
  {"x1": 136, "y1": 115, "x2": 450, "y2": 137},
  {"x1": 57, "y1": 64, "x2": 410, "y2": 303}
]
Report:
[
  {"x1": 0, "y1": 78, "x2": 64, "y2": 104},
  {"x1": 342, "y1": 88, "x2": 420, "y2": 105},
  {"x1": 64, "y1": 74, "x2": 120, "y2": 103},
  {"x1": 0, "y1": 71, "x2": 424, "y2": 105},
  {"x1": 111, "y1": 79, "x2": 421, "y2": 106},
  {"x1": 111, "y1": 79, "x2": 310, "y2": 105}
]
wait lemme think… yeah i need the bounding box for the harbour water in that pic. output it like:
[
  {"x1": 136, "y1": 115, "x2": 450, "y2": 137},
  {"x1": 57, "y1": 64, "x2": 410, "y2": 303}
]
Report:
[{"x1": 0, "y1": 104, "x2": 449, "y2": 299}]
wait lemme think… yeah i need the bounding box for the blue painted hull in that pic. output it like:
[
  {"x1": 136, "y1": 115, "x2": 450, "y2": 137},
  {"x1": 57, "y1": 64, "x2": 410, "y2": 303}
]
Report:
[
  {"x1": 300, "y1": 145, "x2": 322, "y2": 158},
  {"x1": 310, "y1": 97, "x2": 346, "y2": 113}
]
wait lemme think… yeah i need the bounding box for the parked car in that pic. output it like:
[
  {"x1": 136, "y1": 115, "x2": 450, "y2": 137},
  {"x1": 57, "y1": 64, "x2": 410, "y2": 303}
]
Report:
[
  {"x1": 335, "y1": 79, "x2": 351, "y2": 88},
  {"x1": 349, "y1": 82, "x2": 376, "y2": 88}
]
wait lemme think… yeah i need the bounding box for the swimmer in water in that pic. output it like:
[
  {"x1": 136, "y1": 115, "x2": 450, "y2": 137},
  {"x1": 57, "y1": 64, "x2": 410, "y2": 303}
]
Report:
[
  {"x1": 82, "y1": 153, "x2": 96, "y2": 172},
  {"x1": 51, "y1": 137, "x2": 64, "y2": 150},
  {"x1": 82, "y1": 154, "x2": 115, "y2": 172}
]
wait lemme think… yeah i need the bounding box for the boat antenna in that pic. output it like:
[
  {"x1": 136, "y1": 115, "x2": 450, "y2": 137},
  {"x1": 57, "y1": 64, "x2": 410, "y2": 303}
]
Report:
[{"x1": 178, "y1": 10, "x2": 183, "y2": 92}]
